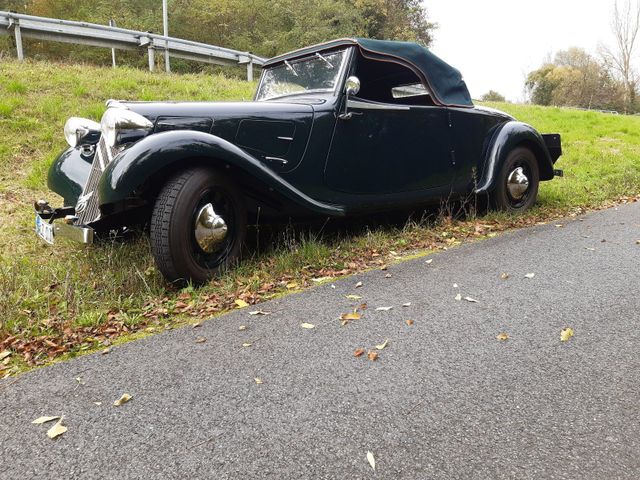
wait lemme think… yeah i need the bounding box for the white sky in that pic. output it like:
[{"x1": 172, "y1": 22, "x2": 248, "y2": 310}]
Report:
[{"x1": 427, "y1": 0, "x2": 618, "y2": 102}]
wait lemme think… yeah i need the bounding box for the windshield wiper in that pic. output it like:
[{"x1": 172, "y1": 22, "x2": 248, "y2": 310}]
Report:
[
  {"x1": 284, "y1": 60, "x2": 299, "y2": 77},
  {"x1": 315, "y1": 52, "x2": 334, "y2": 68}
]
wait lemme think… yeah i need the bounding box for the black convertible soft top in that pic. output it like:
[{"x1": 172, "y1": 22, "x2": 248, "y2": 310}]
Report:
[{"x1": 263, "y1": 37, "x2": 474, "y2": 108}]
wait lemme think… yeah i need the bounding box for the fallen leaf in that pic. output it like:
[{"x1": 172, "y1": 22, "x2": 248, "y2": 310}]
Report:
[
  {"x1": 402, "y1": 302, "x2": 411, "y2": 307},
  {"x1": 354, "y1": 347, "x2": 365, "y2": 357},
  {"x1": 455, "y1": 293, "x2": 462, "y2": 301},
  {"x1": 286, "y1": 282, "x2": 298, "y2": 289},
  {"x1": 406, "y1": 319, "x2": 414, "y2": 326},
  {"x1": 192, "y1": 322, "x2": 201, "y2": 328},
  {"x1": 340, "y1": 312, "x2": 361, "y2": 321},
  {"x1": 0, "y1": 350, "x2": 11, "y2": 361},
  {"x1": 496, "y1": 332, "x2": 509, "y2": 341},
  {"x1": 238, "y1": 325, "x2": 247, "y2": 331},
  {"x1": 636, "y1": 240, "x2": 640, "y2": 245},
  {"x1": 367, "y1": 451, "x2": 376, "y2": 470},
  {"x1": 242, "y1": 342, "x2": 252, "y2": 347},
  {"x1": 93, "y1": 402, "x2": 102, "y2": 406},
  {"x1": 500, "y1": 272, "x2": 510, "y2": 280},
  {"x1": 195, "y1": 336, "x2": 207, "y2": 343},
  {"x1": 376, "y1": 339, "x2": 389, "y2": 350},
  {"x1": 311, "y1": 277, "x2": 331, "y2": 283},
  {"x1": 453, "y1": 283, "x2": 459, "y2": 288},
  {"x1": 375, "y1": 306, "x2": 393, "y2": 311},
  {"x1": 385, "y1": 273, "x2": 392, "y2": 278},
  {"x1": 584, "y1": 247, "x2": 596, "y2": 251},
  {"x1": 555, "y1": 224, "x2": 564, "y2": 228},
  {"x1": 113, "y1": 393, "x2": 132, "y2": 406},
  {"x1": 524, "y1": 273, "x2": 535, "y2": 279},
  {"x1": 46, "y1": 418, "x2": 67, "y2": 439},
  {"x1": 254, "y1": 378, "x2": 263, "y2": 384},
  {"x1": 345, "y1": 295, "x2": 362, "y2": 300},
  {"x1": 367, "y1": 350, "x2": 379, "y2": 361},
  {"x1": 234, "y1": 299, "x2": 249, "y2": 308},
  {"x1": 32, "y1": 415, "x2": 60, "y2": 425},
  {"x1": 355, "y1": 281, "x2": 363, "y2": 288},
  {"x1": 331, "y1": 285, "x2": 336, "y2": 289},
  {"x1": 425, "y1": 259, "x2": 433, "y2": 264},
  {"x1": 464, "y1": 297, "x2": 479, "y2": 303},
  {"x1": 249, "y1": 310, "x2": 270, "y2": 316},
  {"x1": 300, "y1": 323, "x2": 315, "y2": 329},
  {"x1": 102, "y1": 347, "x2": 111, "y2": 355},
  {"x1": 381, "y1": 264, "x2": 388, "y2": 271},
  {"x1": 560, "y1": 327, "x2": 574, "y2": 342}
]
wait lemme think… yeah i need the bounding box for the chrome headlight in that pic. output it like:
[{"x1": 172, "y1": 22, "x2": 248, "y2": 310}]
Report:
[
  {"x1": 100, "y1": 107, "x2": 154, "y2": 148},
  {"x1": 63, "y1": 117, "x2": 101, "y2": 147}
]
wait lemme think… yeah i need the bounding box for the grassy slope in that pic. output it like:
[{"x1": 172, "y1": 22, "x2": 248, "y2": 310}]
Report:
[{"x1": 1, "y1": 59, "x2": 639, "y2": 369}]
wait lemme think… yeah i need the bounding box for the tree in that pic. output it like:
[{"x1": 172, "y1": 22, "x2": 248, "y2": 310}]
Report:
[
  {"x1": 600, "y1": 0, "x2": 640, "y2": 112},
  {"x1": 480, "y1": 90, "x2": 506, "y2": 102}
]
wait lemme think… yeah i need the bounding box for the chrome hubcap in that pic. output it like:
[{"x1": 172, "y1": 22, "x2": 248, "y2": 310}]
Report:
[
  {"x1": 507, "y1": 167, "x2": 529, "y2": 200},
  {"x1": 194, "y1": 203, "x2": 228, "y2": 253}
]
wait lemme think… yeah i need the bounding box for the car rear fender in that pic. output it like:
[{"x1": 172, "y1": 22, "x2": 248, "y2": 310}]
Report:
[
  {"x1": 475, "y1": 121, "x2": 557, "y2": 193},
  {"x1": 97, "y1": 130, "x2": 345, "y2": 217}
]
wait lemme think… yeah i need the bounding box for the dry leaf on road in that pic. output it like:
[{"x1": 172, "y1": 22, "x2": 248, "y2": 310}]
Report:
[
  {"x1": 376, "y1": 339, "x2": 389, "y2": 350},
  {"x1": 300, "y1": 323, "x2": 315, "y2": 329},
  {"x1": 340, "y1": 312, "x2": 361, "y2": 321},
  {"x1": 195, "y1": 336, "x2": 207, "y2": 343},
  {"x1": 464, "y1": 297, "x2": 479, "y2": 303},
  {"x1": 238, "y1": 325, "x2": 247, "y2": 331},
  {"x1": 355, "y1": 281, "x2": 363, "y2": 288},
  {"x1": 496, "y1": 332, "x2": 509, "y2": 341},
  {"x1": 375, "y1": 306, "x2": 393, "y2": 311},
  {"x1": 0, "y1": 350, "x2": 11, "y2": 361},
  {"x1": 500, "y1": 272, "x2": 510, "y2": 279},
  {"x1": 560, "y1": 327, "x2": 574, "y2": 342},
  {"x1": 425, "y1": 259, "x2": 433, "y2": 264},
  {"x1": 242, "y1": 343, "x2": 252, "y2": 347},
  {"x1": 354, "y1": 348, "x2": 365, "y2": 357},
  {"x1": 367, "y1": 451, "x2": 376, "y2": 470},
  {"x1": 254, "y1": 378, "x2": 263, "y2": 384},
  {"x1": 455, "y1": 293, "x2": 462, "y2": 301},
  {"x1": 113, "y1": 393, "x2": 132, "y2": 406},
  {"x1": 524, "y1": 273, "x2": 535, "y2": 279},
  {"x1": 345, "y1": 295, "x2": 362, "y2": 300},
  {"x1": 46, "y1": 418, "x2": 67, "y2": 439},
  {"x1": 234, "y1": 299, "x2": 249, "y2": 308},
  {"x1": 32, "y1": 416, "x2": 60, "y2": 425},
  {"x1": 385, "y1": 273, "x2": 392, "y2": 278},
  {"x1": 249, "y1": 310, "x2": 270, "y2": 316},
  {"x1": 367, "y1": 350, "x2": 379, "y2": 361},
  {"x1": 406, "y1": 319, "x2": 414, "y2": 326},
  {"x1": 402, "y1": 302, "x2": 411, "y2": 307}
]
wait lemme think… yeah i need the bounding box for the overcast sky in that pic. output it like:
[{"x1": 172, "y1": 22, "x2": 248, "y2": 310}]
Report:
[{"x1": 427, "y1": 0, "x2": 618, "y2": 102}]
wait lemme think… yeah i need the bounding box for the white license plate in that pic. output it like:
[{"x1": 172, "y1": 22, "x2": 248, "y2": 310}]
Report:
[{"x1": 35, "y1": 215, "x2": 55, "y2": 244}]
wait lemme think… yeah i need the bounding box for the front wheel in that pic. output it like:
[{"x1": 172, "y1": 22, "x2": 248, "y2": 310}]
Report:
[
  {"x1": 489, "y1": 147, "x2": 539, "y2": 212},
  {"x1": 150, "y1": 167, "x2": 246, "y2": 285}
]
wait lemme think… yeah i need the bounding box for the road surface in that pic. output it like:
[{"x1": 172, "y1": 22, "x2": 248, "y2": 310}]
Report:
[{"x1": 1, "y1": 202, "x2": 639, "y2": 479}]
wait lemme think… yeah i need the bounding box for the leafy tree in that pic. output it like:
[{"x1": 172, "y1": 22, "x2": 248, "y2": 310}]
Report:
[{"x1": 480, "y1": 90, "x2": 506, "y2": 102}]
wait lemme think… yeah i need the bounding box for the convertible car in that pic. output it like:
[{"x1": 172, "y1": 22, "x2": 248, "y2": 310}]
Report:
[{"x1": 35, "y1": 38, "x2": 562, "y2": 284}]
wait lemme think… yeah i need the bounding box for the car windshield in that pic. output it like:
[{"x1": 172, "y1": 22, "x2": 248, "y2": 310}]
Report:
[{"x1": 256, "y1": 49, "x2": 348, "y2": 101}]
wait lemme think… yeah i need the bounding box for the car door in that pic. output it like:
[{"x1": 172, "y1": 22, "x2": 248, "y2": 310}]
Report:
[{"x1": 324, "y1": 98, "x2": 452, "y2": 195}]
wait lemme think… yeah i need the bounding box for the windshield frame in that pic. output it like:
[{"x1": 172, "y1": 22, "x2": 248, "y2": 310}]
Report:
[{"x1": 254, "y1": 47, "x2": 352, "y2": 102}]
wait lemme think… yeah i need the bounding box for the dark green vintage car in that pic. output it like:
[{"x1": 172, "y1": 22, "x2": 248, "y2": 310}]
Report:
[{"x1": 35, "y1": 38, "x2": 562, "y2": 284}]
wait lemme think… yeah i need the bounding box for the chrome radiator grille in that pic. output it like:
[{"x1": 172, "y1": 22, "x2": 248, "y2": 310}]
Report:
[{"x1": 75, "y1": 138, "x2": 117, "y2": 225}]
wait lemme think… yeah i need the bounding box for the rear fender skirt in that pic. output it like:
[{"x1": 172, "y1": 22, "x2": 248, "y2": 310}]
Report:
[
  {"x1": 97, "y1": 130, "x2": 345, "y2": 217},
  {"x1": 475, "y1": 121, "x2": 556, "y2": 193}
]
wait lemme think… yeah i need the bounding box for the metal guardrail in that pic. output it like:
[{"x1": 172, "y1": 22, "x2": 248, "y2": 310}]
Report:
[{"x1": 0, "y1": 11, "x2": 265, "y2": 80}]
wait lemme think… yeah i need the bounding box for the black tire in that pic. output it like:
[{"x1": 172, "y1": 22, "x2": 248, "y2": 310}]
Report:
[
  {"x1": 150, "y1": 167, "x2": 246, "y2": 285},
  {"x1": 489, "y1": 147, "x2": 539, "y2": 212}
]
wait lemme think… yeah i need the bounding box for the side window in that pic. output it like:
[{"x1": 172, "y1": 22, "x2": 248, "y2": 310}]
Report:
[{"x1": 353, "y1": 54, "x2": 435, "y2": 106}]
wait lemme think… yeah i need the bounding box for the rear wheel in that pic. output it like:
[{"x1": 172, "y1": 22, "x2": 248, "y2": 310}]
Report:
[
  {"x1": 489, "y1": 147, "x2": 539, "y2": 212},
  {"x1": 150, "y1": 167, "x2": 246, "y2": 285}
]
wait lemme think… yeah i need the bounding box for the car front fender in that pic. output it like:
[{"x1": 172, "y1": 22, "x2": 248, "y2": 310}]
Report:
[
  {"x1": 475, "y1": 121, "x2": 555, "y2": 194},
  {"x1": 97, "y1": 130, "x2": 345, "y2": 217}
]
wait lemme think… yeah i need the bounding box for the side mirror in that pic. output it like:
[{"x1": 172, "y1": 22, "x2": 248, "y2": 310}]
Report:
[
  {"x1": 339, "y1": 76, "x2": 361, "y2": 120},
  {"x1": 345, "y1": 76, "x2": 361, "y2": 96}
]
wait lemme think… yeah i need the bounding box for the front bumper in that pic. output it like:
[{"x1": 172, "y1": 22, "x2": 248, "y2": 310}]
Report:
[{"x1": 34, "y1": 201, "x2": 94, "y2": 244}]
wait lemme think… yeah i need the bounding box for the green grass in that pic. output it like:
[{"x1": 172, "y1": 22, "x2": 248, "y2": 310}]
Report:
[{"x1": 1, "y1": 59, "x2": 639, "y2": 372}]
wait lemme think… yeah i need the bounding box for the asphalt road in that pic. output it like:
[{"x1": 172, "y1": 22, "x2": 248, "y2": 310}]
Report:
[{"x1": 2, "y1": 202, "x2": 639, "y2": 479}]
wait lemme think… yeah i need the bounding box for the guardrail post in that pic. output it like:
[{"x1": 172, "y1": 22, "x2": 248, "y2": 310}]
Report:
[
  {"x1": 109, "y1": 19, "x2": 117, "y2": 67},
  {"x1": 247, "y1": 60, "x2": 254, "y2": 82},
  {"x1": 8, "y1": 16, "x2": 24, "y2": 61},
  {"x1": 148, "y1": 45, "x2": 155, "y2": 71}
]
